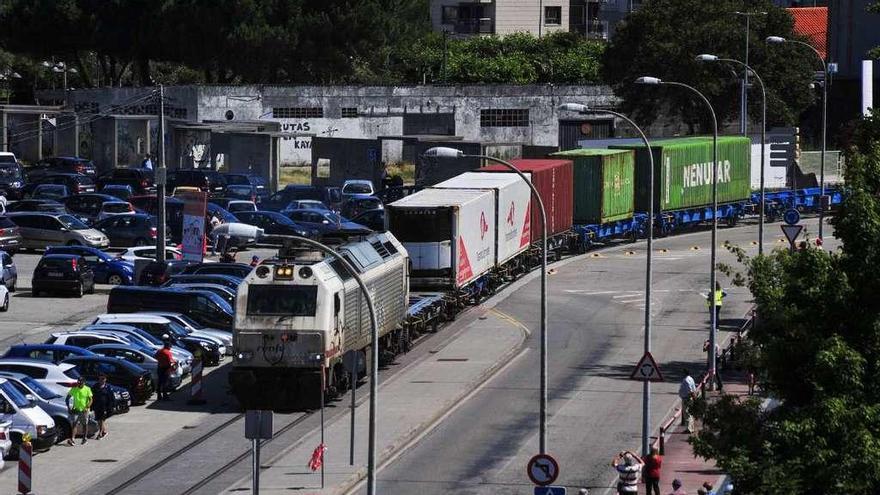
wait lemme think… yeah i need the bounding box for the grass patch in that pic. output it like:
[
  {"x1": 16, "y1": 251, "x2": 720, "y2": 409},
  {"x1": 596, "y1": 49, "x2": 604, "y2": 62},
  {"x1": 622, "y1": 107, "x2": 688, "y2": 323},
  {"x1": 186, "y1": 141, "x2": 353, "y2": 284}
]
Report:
[{"x1": 277, "y1": 162, "x2": 416, "y2": 189}]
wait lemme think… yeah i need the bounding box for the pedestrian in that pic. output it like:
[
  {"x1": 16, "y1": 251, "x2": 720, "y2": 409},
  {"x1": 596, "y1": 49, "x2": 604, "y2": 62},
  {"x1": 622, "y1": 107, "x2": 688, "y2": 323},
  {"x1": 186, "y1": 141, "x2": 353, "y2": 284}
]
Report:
[
  {"x1": 702, "y1": 340, "x2": 723, "y2": 391},
  {"x1": 92, "y1": 373, "x2": 113, "y2": 439},
  {"x1": 644, "y1": 445, "x2": 662, "y2": 495},
  {"x1": 250, "y1": 255, "x2": 260, "y2": 267},
  {"x1": 611, "y1": 450, "x2": 643, "y2": 495},
  {"x1": 678, "y1": 368, "x2": 697, "y2": 433},
  {"x1": 706, "y1": 281, "x2": 726, "y2": 324},
  {"x1": 141, "y1": 155, "x2": 153, "y2": 171},
  {"x1": 154, "y1": 337, "x2": 176, "y2": 400},
  {"x1": 669, "y1": 478, "x2": 687, "y2": 495},
  {"x1": 747, "y1": 365, "x2": 757, "y2": 395},
  {"x1": 701, "y1": 482, "x2": 717, "y2": 495},
  {"x1": 65, "y1": 376, "x2": 92, "y2": 446}
]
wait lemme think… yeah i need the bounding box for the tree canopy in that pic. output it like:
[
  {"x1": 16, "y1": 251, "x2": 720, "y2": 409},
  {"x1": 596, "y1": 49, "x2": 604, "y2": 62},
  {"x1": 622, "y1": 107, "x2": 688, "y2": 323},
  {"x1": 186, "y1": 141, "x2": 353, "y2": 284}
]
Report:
[
  {"x1": 603, "y1": 0, "x2": 817, "y2": 133},
  {"x1": 691, "y1": 111, "x2": 880, "y2": 494}
]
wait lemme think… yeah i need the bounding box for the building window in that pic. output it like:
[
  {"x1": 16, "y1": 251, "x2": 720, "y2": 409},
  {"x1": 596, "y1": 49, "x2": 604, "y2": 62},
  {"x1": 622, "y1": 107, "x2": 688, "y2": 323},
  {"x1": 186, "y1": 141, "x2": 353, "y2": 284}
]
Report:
[
  {"x1": 272, "y1": 107, "x2": 324, "y2": 119},
  {"x1": 480, "y1": 109, "x2": 530, "y2": 128},
  {"x1": 441, "y1": 6, "x2": 458, "y2": 24},
  {"x1": 544, "y1": 6, "x2": 562, "y2": 25},
  {"x1": 341, "y1": 107, "x2": 358, "y2": 118}
]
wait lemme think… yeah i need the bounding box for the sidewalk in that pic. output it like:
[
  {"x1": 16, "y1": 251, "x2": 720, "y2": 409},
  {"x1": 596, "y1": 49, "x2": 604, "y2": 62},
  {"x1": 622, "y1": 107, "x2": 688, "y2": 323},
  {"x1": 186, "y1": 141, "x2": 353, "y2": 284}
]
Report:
[{"x1": 220, "y1": 307, "x2": 527, "y2": 495}]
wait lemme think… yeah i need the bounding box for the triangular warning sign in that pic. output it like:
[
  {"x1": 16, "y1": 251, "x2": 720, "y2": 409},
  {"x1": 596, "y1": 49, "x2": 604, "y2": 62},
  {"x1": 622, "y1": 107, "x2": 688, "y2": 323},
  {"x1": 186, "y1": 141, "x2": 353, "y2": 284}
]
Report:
[
  {"x1": 630, "y1": 351, "x2": 663, "y2": 382},
  {"x1": 781, "y1": 224, "x2": 803, "y2": 245},
  {"x1": 456, "y1": 237, "x2": 474, "y2": 285},
  {"x1": 520, "y1": 201, "x2": 532, "y2": 248}
]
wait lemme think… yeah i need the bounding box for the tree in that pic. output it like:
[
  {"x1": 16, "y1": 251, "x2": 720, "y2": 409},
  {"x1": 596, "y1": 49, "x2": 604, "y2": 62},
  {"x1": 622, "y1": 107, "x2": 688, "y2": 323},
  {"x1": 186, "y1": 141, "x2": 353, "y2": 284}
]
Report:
[
  {"x1": 602, "y1": 0, "x2": 817, "y2": 133},
  {"x1": 690, "y1": 111, "x2": 880, "y2": 494}
]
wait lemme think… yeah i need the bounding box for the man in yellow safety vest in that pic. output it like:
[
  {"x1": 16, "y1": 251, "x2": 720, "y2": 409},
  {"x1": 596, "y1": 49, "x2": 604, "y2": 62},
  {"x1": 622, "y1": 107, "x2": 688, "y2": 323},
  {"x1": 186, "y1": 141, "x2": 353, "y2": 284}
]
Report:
[{"x1": 707, "y1": 281, "x2": 726, "y2": 323}]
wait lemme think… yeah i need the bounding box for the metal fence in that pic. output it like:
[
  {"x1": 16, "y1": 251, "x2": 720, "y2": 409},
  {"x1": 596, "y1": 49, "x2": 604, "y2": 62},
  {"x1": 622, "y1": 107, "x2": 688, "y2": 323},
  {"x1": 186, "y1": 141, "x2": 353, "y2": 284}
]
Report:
[{"x1": 799, "y1": 151, "x2": 845, "y2": 184}]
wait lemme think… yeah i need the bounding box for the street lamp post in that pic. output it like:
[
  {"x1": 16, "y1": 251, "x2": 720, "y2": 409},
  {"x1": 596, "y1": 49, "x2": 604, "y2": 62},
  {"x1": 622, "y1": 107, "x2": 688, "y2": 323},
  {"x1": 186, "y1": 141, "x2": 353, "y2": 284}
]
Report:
[
  {"x1": 559, "y1": 103, "x2": 655, "y2": 456},
  {"x1": 767, "y1": 35, "x2": 828, "y2": 240},
  {"x1": 696, "y1": 54, "x2": 768, "y2": 255},
  {"x1": 422, "y1": 146, "x2": 550, "y2": 454},
  {"x1": 733, "y1": 11, "x2": 767, "y2": 135},
  {"x1": 635, "y1": 76, "x2": 719, "y2": 389}
]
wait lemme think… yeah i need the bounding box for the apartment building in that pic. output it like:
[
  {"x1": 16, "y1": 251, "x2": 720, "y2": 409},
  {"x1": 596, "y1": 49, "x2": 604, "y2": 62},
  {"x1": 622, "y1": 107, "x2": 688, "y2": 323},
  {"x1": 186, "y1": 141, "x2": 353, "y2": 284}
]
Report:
[{"x1": 430, "y1": 0, "x2": 639, "y2": 40}]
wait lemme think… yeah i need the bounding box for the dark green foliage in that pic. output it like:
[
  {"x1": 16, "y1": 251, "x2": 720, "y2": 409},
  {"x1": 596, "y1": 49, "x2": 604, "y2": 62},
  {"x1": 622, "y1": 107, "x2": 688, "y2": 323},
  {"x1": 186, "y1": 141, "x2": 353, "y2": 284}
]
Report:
[
  {"x1": 690, "y1": 112, "x2": 880, "y2": 494},
  {"x1": 602, "y1": 0, "x2": 816, "y2": 133}
]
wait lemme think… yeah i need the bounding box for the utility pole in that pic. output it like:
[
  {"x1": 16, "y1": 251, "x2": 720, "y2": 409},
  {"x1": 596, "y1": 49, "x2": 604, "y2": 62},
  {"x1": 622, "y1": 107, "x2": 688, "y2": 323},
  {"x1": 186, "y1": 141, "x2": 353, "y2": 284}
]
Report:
[
  {"x1": 156, "y1": 85, "x2": 167, "y2": 264},
  {"x1": 734, "y1": 12, "x2": 766, "y2": 135}
]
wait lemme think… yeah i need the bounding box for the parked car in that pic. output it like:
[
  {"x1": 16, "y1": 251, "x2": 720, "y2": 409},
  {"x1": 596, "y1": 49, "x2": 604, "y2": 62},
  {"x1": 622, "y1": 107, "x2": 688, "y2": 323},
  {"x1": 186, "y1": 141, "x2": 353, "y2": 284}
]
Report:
[
  {"x1": 0, "y1": 155, "x2": 25, "y2": 200},
  {"x1": 0, "y1": 284, "x2": 7, "y2": 312},
  {"x1": 3, "y1": 344, "x2": 97, "y2": 364},
  {"x1": 96, "y1": 168, "x2": 155, "y2": 195},
  {"x1": 0, "y1": 217, "x2": 21, "y2": 254},
  {"x1": 30, "y1": 184, "x2": 69, "y2": 201},
  {"x1": 29, "y1": 157, "x2": 97, "y2": 179},
  {"x1": 3, "y1": 199, "x2": 66, "y2": 214},
  {"x1": 108, "y1": 286, "x2": 234, "y2": 330},
  {"x1": 0, "y1": 378, "x2": 56, "y2": 455},
  {"x1": 167, "y1": 169, "x2": 227, "y2": 197},
  {"x1": 180, "y1": 262, "x2": 252, "y2": 278},
  {"x1": 117, "y1": 245, "x2": 182, "y2": 262},
  {"x1": 210, "y1": 199, "x2": 257, "y2": 214},
  {"x1": 278, "y1": 199, "x2": 330, "y2": 215},
  {"x1": 140, "y1": 312, "x2": 233, "y2": 352},
  {"x1": 63, "y1": 193, "x2": 124, "y2": 222},
  {"x1": 0, "y1": 372, "x2": 99, "y2": 442},
  {"x1": 44, "y1": 246, "x2": 134, "y2": 285},
  {"x1": 62, "y1": 356, "x2": 154, "y2": 405},
  {"x1": 349, "y1": 208, "x2": 387, "y2": 232},
  {"x1": 221, "y1": 184, "x2": 259, "y2": 203},
  {"x1": 87, "y1": 344, "x2": 183, "y2": 390},
  {"x1": 0, "y1": 359, "x2": 82, "y2": 397},
  {"x1": 100, "y1": 184, "x2": 134, "y2": 201},
  {"x1": 91, "y1": 314, "x2": 223, "y2": 366},
  {"x1": 235, "y1": 211, "x2": 316, "y2": 239},
  {"x1": 92, "y1": 214, "x2": 168, "y2": 247},
  {"x1": 31, "y1": 254, "x2": 96, "y2": 297},
  {"x1": 24, "y1": 173, "x2": 96, "y2": 196},
  {"x1": 96, "y1": 201, "x2": 135, "y2": 222},
  {"x1": 262, "y1": 185, "x2": 342, "y2": 212},
  {"x1": 65, "y1": 326, "x2": 193, "y2": 374},
  {"x1": 45, "y1": 331, "x2": 137, "y2": 350},
  {"x1": 222, "y1": 173, "x2": 269, "y2": 200},
  {"x1": 169, "y1": 283, "x2": 236, "y2": 309},
  {"x1": 164, "y1": 274, "x2": 242, "y2": 291},
  {"x1": 341, "y1": 179, "x2": 376, "y2": 200},
  {"x1": 137, "y1": 259, "x2": 193, "y2": 286},
  {"x1": 0, "y1": 250, "x2": 17, "y2": 290},
  {"x1": 342, "y1": 196, "x2": 383, "y2": 220},
  {"x1": 284, "y1": 209, "x2": 370, "y2": 238},
  {"x1": 7, "y1": 212, "x2": 109, "y2": 249}
]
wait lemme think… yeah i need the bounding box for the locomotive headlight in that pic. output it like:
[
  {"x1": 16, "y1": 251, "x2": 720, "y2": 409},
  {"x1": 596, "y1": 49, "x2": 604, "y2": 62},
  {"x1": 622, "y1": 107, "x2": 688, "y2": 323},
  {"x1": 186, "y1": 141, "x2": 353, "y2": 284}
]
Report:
[
  {"x1": 256, "y1": 266, "x2": 270, "y2": 278},
  {"x1": 236, "y1": 351, "x2": 254, "y2": 362},
  {"x1": 274, "y1": 265, "x2": 294, "y2": 280}
]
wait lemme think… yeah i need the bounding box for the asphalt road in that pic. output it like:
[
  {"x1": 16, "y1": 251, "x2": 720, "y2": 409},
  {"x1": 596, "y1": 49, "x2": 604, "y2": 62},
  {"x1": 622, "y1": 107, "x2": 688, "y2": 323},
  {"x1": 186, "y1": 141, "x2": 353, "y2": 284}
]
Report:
[{"x1": 364, "y1": 218, "x2": 834, "y2": 494}]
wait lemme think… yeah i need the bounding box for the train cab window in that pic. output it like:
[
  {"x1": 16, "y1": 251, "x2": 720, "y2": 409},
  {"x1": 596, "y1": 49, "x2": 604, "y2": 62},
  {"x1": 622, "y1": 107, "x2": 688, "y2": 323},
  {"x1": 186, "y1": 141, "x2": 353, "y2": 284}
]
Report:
[
  {"x1": 329, "y1": 259, "x2": 353, "y2": 281},
  {"x1": 246, "y1": 285, "x2": 318, "y2": 316}
]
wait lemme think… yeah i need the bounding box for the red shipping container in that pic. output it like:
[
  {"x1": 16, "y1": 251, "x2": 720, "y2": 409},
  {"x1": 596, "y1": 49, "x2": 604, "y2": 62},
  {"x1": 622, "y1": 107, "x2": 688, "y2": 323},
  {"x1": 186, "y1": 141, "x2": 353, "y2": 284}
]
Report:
[{"x1": 479, "y1": 159, "x2": 574, "y2": 242}]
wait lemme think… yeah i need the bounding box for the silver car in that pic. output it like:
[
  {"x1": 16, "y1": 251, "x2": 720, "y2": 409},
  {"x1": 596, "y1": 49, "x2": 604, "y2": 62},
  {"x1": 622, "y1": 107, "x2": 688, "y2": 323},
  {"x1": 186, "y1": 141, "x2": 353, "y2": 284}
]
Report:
[
  {"x1": 87, "y1": 344, "x2": 183, "y2": 390},
  {"x1": 141, "y1": 312, "x2": 233, "y2": 353},
  {"x1": 0, "y1": 250, "x2": 16, "y2": 291},
  {"x1": 7, "y1": 212, "x2": 109, "y2": 249},
  {"x1": 0, "y1": 371, "x2": 98, "y2": 441}
]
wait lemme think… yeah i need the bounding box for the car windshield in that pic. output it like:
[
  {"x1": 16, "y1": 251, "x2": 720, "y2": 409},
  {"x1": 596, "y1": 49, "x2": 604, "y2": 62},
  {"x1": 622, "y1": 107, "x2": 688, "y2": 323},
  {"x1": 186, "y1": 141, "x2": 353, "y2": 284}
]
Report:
[
  {"x1": 103, "y1": 203, "x2": 131, "y2": 213},
  {"x1": 171, "y1": 313, "x2": 204, "y2": 330},
  {"x1": 226, "y1": 185, "x2": 252, "y2": 195},
  {"x1": 20, "y1": 376, "x2": 60, "y2": 400},
  {"x1": 324, "y1": 212, "x2": 346, "y2": 223},
  {"x1": 0, "y1": 155, "x2": 15, "y2": 164},
  {"x1": 0, "y1": 164, "x2": 21, "y2": 180},
  {"x1": 343, "y1": 183, "x2": 372, "y2": 194},
  {"x1": 225, "y1": 176, "x2": 249, "y2": 185},
  {"x1": 63, "y1": 366, "x2": 81, "y2": 380},
  {"x1": 208, "y1": 205, "x2": 238, "y2": 223},
  {"x1": 0, "y1": 381, "x2": 30, "y2": 408},
  {"x1": 58, "y1": 214, "x2": 90, "y2": 230},
  {"x1": 299, "y1": 201, "x2": 327, "y2": 210},
  {"x1": 267, "y1": 212, "x2": 296, "y2": 225}
]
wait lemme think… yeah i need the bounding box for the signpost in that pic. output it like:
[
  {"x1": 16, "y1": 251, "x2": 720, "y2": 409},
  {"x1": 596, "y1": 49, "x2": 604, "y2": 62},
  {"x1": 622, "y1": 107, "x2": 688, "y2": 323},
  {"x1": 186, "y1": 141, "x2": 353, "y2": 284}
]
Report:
[
  {"x1": 781, "y1": 224, "x2": 803, "y2": 252},
  {"x1": 527, "y1": 453, "x2": 559, "y2": 487},
  {"x1": 630, "y1": 351, "x2": 663, "y2": 382},
  {"x1": 181, "y1": 191, "x2": 207, "y2": 262},
  {"x1": 534, "y1": 487, "x2": 567, "y2": 495},
  {"x1": 783, "y1": 208, "x2": 800, "y2": 226},
  {"x1": 245, "y1": 410, "x2": 273, "y2": 495}
]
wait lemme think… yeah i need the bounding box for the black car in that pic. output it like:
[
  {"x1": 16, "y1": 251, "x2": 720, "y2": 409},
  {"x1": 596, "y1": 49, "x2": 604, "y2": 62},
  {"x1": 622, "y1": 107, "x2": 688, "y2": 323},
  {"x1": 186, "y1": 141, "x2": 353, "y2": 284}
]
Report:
[
  {"x1": 341, "y1": 196, "x2": 383, "y2": 219},
  {"x1": 22, "y1": 173, "x2": 96, "y2": 197},
  {"x1": 63, "y1": 193, "x2": 123, "y2": 223},
  {"x1": 28, "y1": 157, "x2": 97, "y2": 180},
  {"x1": 179, "y1": 262, "x2": 252, "y2": 278},
  {"x1": 167, "y1": 170, "x2": 227, "y2": 197},
  {"x1": 137, "y1": 259, "x2": 194, "y2": 286},
  {"x1": 107, "y1": 286, "x2": 234, "y2": 330},
  {"x1": 350, "y1": 208, "x2": 387, "y2": 232},
  {"x1": 235, "y1": 211, "x2": 314, "y2": 239},
  {"x1": 32, "y1": 254, "x2": 96, "y2": 297},
  {"x1": 62, "y1": 356, "x2": 154, "y2": 405},
  {"x1": 0, "y1": 160, "x2": 25, "y2": 200},
  {"x1": 222, "y1": 173, "x2": 269, "y2": 200},
  {"x1": 96, "y1": 168, "x2": 155, "y2": 195},
  {"x1": 4, "y1": 199, "x2": 67, "y2": 214},
  {"x1": 222, "y1": 185, "x2": 259, "y2": 202},
  {"x1": 92, "y1": 214, "x2": 168, "y2": 247},
  {"x1": 0, "y1": 216, "x2": 22, "y2": 253}
]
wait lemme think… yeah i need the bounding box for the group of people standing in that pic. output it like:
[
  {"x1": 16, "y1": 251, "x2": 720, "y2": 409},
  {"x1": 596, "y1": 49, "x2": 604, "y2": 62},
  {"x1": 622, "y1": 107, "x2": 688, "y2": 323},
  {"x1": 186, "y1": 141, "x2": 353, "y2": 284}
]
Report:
[{"x1": 612, "y1": 448, "x2": 720, "y2": 495}]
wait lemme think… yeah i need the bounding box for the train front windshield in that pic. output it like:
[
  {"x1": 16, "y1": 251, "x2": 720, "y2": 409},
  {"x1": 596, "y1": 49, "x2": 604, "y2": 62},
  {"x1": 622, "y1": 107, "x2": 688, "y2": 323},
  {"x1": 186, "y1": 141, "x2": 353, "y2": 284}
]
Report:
[{"x1": 247, "y1": 285, "x2": 318, "y2": 317}]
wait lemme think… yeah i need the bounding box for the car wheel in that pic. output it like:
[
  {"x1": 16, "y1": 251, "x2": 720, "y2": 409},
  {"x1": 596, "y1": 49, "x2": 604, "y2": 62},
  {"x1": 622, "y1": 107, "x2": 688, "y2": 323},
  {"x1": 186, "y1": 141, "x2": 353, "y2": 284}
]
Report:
[
  {"x1": 107, "y1": 274, "x2": 123, "y2": 285},
  {"x1": 75, "y1": 283, "x2": 83, "y2": 298},
  {"x1": 134, "y1": 237, "x2": 148, "y2": 247},
  {"x1": 0, "y1": 294, "x2": 7, "y2": 312},
  {"x1": 55, "y1": 418, "x2": 71, "y2": 443},
  {"x1": 66, "y1": 240, "x2": 81, "y2": 246}
]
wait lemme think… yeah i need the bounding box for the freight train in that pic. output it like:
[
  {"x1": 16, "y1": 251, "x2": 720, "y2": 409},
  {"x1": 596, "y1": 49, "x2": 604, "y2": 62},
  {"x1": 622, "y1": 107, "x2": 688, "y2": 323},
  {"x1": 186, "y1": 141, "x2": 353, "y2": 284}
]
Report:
[{"x1": 230, "y1": 135, "x2": 841, "y2": 410}]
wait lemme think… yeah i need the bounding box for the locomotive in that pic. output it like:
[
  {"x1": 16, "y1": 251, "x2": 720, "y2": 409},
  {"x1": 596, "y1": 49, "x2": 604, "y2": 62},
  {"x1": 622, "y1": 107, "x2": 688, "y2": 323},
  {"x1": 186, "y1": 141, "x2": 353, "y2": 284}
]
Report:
[{"x1": 229, "y1": 232, "x2": 409, "y2": 410}]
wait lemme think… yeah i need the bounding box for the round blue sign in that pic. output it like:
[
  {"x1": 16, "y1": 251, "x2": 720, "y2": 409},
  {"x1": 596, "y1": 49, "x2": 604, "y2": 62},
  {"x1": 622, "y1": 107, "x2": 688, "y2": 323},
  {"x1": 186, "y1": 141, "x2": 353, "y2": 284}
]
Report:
[{"x1": 784, "y1": 208, "x2": 800, "y2": 226}]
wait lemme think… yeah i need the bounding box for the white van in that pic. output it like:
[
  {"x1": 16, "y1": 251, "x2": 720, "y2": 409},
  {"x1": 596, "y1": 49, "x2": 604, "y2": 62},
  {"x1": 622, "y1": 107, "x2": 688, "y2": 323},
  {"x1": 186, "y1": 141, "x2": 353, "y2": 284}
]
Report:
[{"x1": 0, "y1": 378, "x2": 56, "y2": 456}]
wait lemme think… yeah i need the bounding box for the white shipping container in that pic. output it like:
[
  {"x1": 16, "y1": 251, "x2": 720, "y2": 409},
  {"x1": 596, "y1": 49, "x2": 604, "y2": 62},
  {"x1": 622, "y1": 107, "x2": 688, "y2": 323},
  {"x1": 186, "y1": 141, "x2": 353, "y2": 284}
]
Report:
[
  {"x1": 388, "y1": 188, "x2": 496, "y2": 288},
  {"x1": 433, "y1": 172, "x2": 532, "y2": 265}
]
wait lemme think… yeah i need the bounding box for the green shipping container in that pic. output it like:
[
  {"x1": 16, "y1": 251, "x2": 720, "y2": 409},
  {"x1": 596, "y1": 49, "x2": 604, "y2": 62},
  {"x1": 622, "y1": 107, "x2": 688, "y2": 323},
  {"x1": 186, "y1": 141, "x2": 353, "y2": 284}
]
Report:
[
  {"x1": 550, "y1": 149, "x2": 635, "y2": 224},
  {"x1": 611, "y1": 136, "x2": 751, "y2": 212}
]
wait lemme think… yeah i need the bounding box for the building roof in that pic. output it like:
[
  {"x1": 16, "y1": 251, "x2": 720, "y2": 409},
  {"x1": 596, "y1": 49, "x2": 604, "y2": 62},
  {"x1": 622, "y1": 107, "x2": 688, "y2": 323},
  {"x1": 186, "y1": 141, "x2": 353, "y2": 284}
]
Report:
[{"x1": 788, "y1": 7, "x2": 828, "y2": 59}]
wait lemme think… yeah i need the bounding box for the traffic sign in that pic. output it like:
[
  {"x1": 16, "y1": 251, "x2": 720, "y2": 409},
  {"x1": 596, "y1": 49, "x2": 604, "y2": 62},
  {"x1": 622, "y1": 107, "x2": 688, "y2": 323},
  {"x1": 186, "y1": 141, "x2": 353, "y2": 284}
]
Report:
[
  {"x1": 630, "y1": 351, "x2": 663, "y2": 382},
  {"x1": 534, "y1": 487, "x2": 567, "y2": 495},
  {"x1": 527, "y1": 454, "x2": 559, "y2": 486},
  {"x1": 783, "y1": 208, "x2": 800, "y2": 225},
  {"x1": 781, "y1": 224, "x2": 803, "y2": 250}
]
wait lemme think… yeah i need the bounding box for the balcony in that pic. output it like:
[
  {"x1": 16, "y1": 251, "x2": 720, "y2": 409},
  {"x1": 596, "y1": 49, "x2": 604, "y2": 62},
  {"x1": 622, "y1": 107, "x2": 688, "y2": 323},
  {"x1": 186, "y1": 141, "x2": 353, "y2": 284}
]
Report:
[{"x1": 453, "y1": 17, "x2": 495, "y2": 34}]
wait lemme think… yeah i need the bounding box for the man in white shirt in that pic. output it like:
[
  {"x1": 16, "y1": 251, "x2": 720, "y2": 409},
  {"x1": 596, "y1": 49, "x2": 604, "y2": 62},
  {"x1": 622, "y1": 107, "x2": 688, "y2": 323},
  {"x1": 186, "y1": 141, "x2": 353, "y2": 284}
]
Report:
[
  {"x1": 679, "y1": 368, "x2": 697, "y2": 433},
  {"x1": 611, "y1": 451, "x2": 644, "y2": 494}
]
